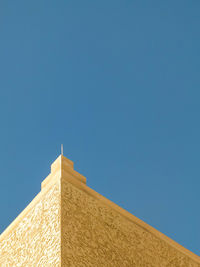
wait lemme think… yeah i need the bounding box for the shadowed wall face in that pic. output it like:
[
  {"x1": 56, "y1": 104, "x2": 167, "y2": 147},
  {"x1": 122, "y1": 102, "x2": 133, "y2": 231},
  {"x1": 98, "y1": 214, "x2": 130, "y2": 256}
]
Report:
[{"x1": 61, "y1": 178, "x2": 199, "y2": 267}]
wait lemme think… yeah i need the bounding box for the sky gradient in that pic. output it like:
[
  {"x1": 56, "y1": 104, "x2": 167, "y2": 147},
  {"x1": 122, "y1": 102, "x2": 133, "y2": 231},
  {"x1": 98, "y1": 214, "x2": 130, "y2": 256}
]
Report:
[{"x1": 0, "y1": 1, "x2": 199, "y2": 255}]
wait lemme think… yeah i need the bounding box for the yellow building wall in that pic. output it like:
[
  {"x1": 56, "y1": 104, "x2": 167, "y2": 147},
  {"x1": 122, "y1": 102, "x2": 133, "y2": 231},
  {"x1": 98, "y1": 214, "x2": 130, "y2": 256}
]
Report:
[
  {"x1": 61, "y1": 177, "x2": 200, "y2": 267},
  {"x1": 0, "y1": 155, "x2": 199, "y2": 266},
  {"x1": 0, "y1": 181, "x2": 61, "y2": 266}
]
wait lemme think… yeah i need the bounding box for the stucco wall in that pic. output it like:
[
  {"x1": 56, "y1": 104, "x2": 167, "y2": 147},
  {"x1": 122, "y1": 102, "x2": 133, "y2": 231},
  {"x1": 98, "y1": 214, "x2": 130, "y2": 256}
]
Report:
[
  {"x1": 0, "y1": 182, "x2": 60, "y2": 266},
  {"x1": 0, "y1": 155, "x2": 199, "y2": 266},
  {"x1": 61, "y1": 178, "x2": 200, "y2": 267}
]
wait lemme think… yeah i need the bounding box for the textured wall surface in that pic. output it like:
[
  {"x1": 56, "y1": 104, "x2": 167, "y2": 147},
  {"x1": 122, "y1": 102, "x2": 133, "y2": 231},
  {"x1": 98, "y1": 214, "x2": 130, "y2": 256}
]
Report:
[
  {"x1": 61, "y1": 179, "x2": 200, "y2": 267},
  {"x1": 0, "y1": 155, "x2": 199, "y2": 266},
  {"x1": 0, "y1": 182, "x2": 60, "y2": 267}
]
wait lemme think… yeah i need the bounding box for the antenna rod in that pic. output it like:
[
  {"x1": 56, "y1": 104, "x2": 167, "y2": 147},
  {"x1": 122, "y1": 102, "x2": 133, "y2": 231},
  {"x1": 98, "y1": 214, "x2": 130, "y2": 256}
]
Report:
[{"x1": 61, "y1": 144, "x2": 63, "y2": 155}]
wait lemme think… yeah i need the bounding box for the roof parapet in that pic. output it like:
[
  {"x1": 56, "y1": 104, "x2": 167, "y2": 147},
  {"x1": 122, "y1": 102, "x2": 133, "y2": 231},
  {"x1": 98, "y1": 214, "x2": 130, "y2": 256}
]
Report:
[{"x1": 41, "y1": 155, "x2": 86, "y2": 190}]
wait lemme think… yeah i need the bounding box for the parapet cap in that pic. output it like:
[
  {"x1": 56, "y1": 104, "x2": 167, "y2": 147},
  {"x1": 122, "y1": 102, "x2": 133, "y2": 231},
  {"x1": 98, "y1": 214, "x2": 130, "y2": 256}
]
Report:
[
  {"x1": 51, "y1": 155, "x2": 74, "y2": 173},
  {"x1": 41, "y1": 154, "x2": 86, "y2": 190}
]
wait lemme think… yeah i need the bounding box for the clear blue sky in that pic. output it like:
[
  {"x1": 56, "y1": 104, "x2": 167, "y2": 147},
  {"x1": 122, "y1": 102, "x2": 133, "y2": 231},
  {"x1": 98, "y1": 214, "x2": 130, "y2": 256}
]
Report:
[{"x1": 0, "y1": 1, "x2": 199, "y2": 255}]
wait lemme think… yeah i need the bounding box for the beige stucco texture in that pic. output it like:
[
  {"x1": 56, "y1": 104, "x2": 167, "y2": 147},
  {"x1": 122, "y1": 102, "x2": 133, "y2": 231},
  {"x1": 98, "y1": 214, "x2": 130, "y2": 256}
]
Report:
[{"x1": 0, "y1": 155, "x2": 199, "y2": 266}]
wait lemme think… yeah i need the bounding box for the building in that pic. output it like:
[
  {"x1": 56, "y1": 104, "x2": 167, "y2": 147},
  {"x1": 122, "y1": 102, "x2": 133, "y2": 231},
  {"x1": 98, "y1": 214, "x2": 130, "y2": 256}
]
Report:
[{"x1": 0, "y1": 155, "x2": 199, "y2": 266}]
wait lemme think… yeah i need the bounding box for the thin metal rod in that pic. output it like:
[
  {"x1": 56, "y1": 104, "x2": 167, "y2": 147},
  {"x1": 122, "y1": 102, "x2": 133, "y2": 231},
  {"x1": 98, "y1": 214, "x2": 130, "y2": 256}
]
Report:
[{"x1": 61, "y1": 144, "x2": 63, "y2": 155}]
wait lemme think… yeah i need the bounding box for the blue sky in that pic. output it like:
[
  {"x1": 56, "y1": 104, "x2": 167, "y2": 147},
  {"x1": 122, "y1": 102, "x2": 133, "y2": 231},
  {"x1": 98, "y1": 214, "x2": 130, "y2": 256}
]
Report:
[{"x1": 0, "y1": 1, "x2": 199, "y2": 255}]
